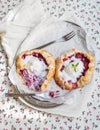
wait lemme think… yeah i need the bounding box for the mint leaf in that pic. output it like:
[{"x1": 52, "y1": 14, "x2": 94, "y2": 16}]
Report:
[
  {"x1": 75, "y1": 62, "x2": 79, "y2": 67},
  {"x1": 74, "y1": 67, "x2": 76, "y2": 72},
  {"x1": 71, "y1": 62, "x2": 79, "y2": 72},
  {"x1": 72, "y1": 64, "x2": 74, "y2": 67}
]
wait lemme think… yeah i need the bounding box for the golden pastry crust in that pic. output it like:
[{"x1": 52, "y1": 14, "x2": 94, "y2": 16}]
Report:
[
  {"x1": 16, "y1": 49, "x2": 55, "y2": 91},
  {"x1": 55, "y1": 48, "x2": 95, "y2": 90}
]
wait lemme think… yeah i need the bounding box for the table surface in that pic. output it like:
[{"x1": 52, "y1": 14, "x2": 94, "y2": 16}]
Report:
[{"x1": 0, "y1": 0, "x2": 100, "y2": 130}]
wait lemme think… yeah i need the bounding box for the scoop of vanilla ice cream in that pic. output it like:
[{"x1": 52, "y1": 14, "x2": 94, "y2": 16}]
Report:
[
  {"x1": 30, "y1": 60, "x2": 43, "y2": 75},
  {"x1": 60, "y1": 56, "x2": 85, "y2": 82},
  {"x1": 24, "y1": 55, "x2": 47, "y2": 76},
  {"x1": 65, "y1": 60, "x2": 84, "y2": 79}
]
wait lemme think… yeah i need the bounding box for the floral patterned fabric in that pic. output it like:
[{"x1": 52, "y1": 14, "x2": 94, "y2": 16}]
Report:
[{"x1": 0, "y1": 0, "x2": 100, "y2": 130}]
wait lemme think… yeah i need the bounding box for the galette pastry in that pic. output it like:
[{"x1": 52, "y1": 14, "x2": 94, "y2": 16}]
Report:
[
  {"x1": 55, "y1": 48, "x2": 95, "y2": 90},
  {"x1": 16, "y1": 49, "x2": 55, "y2": 91}
]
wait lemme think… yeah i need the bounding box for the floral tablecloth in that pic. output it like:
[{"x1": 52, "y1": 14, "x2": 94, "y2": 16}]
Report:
[{"x1": 0, "y1": 0, "x2": 100, "y2": 130}]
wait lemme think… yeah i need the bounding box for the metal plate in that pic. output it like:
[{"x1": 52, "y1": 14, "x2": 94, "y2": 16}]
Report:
[
  {"x1": 8, "y1": 21, "x2": 89, "y2": 109},
  {"x1": 11, "y1": 21, "x2": 85, "y2": 109},
  {"x1": 13, "y1": 85, "x2": 63, "y2": 108}
]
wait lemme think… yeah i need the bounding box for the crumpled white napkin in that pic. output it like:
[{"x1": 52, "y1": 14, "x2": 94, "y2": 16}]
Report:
[
  {"x1": 1, "y1": 0, "x2": 96, "y2": 117},
  {"x1": 1, "y1": 0, "x2": 46, "y2": 67}
]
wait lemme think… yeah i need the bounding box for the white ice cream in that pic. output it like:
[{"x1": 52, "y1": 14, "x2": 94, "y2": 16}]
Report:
[
  {"x1": 59, "y1": 56, "x2": 84, "y2": 83},
  {"x1": 24, "y1": 55, "x2": 47, "y2": 77}
]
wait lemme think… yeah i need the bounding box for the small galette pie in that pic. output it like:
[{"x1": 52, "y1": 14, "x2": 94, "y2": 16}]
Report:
[
  {"x1": 16, "y1": 49, "x2": 55, "y2": 91},
  {"x1": 55, "y1": 48, "x2": 95, "y2": 90}
]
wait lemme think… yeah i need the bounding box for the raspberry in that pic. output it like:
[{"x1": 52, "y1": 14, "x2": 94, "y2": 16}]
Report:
[
  {"x1": 75, "y1": 53, "x2": 83, "y2": 59},
  {"x1": 68, "y1": 80, "x2": 72, "y2": 84},
  {"x1": 72, "y1": 83, "x2": 77, "y2": 89},
  {"x1": 60, "y1": 65, "x2": 65, "y2": 71},
  {"x1": 49, "y1": 91, "x2": 55, "y2": 97},
  {"x1": 84, "y1": 61, "x2": 89, "y2": 70},
  {"x1": 22, "y1": 54, "x2": 27, "y2": 59}
]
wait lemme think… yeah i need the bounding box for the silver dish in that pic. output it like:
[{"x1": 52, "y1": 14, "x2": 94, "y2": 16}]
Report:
[{"x1": 9, "y1": 21, "x2": 91, "y2": 109}]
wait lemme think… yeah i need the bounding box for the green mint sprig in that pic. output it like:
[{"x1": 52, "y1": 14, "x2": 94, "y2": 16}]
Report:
[{"x1": 72, "y1": 62, "x2": 79, "y2": 72}]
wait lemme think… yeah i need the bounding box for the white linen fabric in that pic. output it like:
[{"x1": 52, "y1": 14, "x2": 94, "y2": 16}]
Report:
[
  {"x1": 1, "y1": 0, "x2": 96, "y2": 117},
  {"x1": 1, "y1": 0, "x2": 46, "y2": 67}
]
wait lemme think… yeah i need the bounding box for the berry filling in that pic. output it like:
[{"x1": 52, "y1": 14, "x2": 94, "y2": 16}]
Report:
[
  {"x1": 22, "y1": 52, "x2": 48, "y2": 66},
  {"x1": 75, "y1": 52, "x2": 90, "y2": 74},
  {"x1": 59, "y1": 52, "x2": 90, "y2": 88},
  {"x1": 20, "y1": 52, "x2": 48, "y2": 91},
  {"x1": 20, "y1": 69, "x2": 45, "y2": 91},
  {"x1": 49, "y1": 90, "x2": 59, "y2": 98}
]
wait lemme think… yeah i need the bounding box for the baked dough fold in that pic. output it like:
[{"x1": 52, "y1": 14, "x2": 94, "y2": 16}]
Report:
[
  {"x1": 54, "y1": 48, "x2": 95, "y2": 90},
  {"x1": 16, "y1": 49, "x2": 55, "y2": 91}
]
